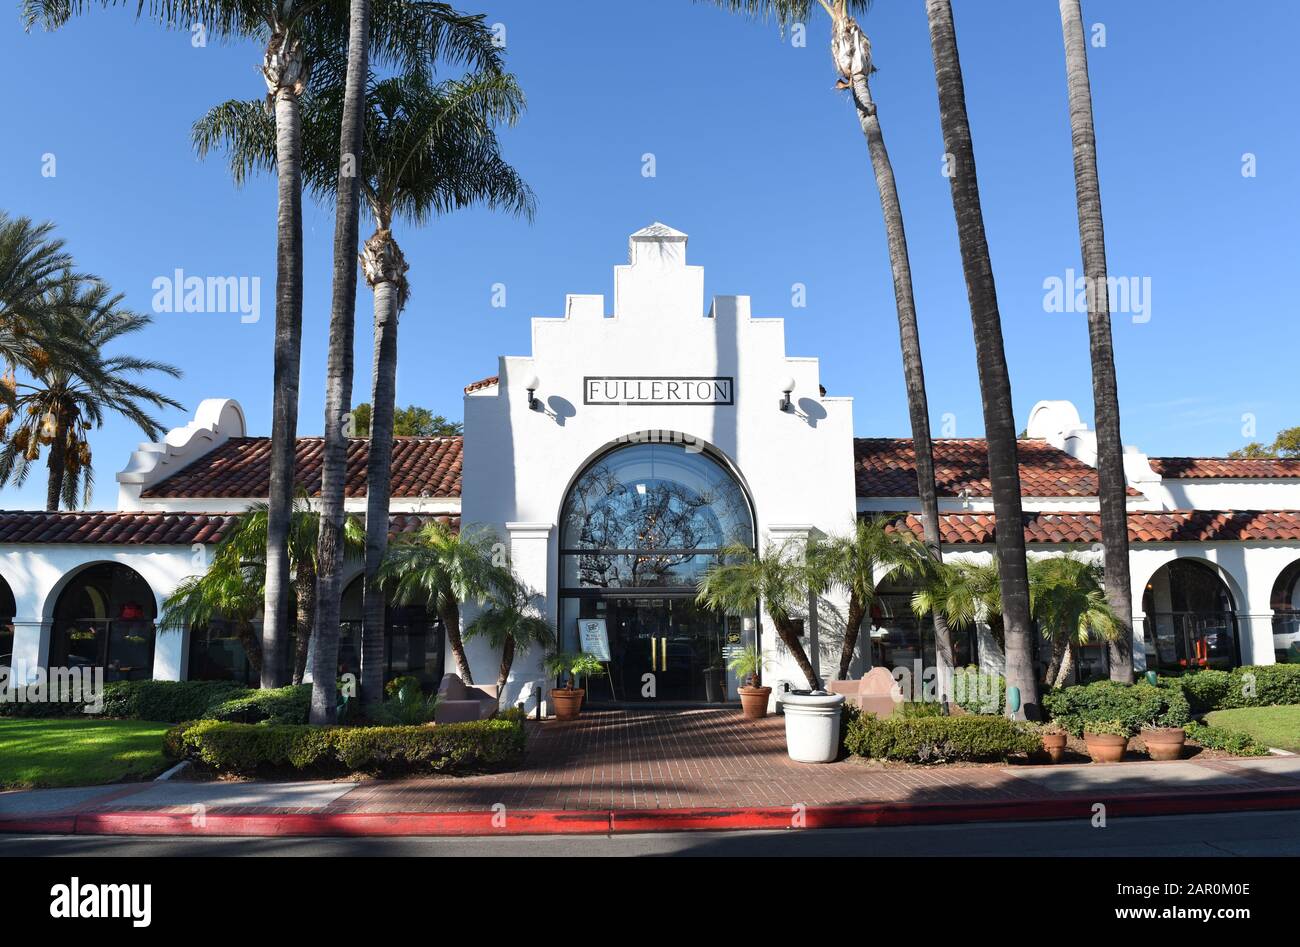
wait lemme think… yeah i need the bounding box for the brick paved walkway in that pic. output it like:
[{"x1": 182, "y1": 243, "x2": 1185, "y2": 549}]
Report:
[{"x1": 5, "y1": 709, "x2": 1300, "y2": 821}]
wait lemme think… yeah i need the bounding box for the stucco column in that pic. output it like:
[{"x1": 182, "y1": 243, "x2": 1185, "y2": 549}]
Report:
[
  {"x1": 505, "y1": 522, "x2": 553, "y2": 712},
  {"x1": 8, "y1": 620, "x2": 51, "y2": 686},
  {"x1": 152, "y1": 624, "x2": 187, "y2": 682}
]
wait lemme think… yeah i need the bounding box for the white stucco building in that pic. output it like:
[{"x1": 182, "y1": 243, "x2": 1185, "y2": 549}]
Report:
[{"x1": 3, "y1": 224, "x2": 1299, "y2": 709}]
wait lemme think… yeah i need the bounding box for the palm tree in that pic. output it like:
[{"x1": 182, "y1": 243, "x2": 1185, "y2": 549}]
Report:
[
  {"x1": 912, "y1": 558, "x2": 1002, "y2": 640},
  {"x1": 0, "y1": 213, "x2": 79, "y2": 370},
  {"x1": 311, "y1": 0, "x2": 372, "y2": 726},
  {"x1": 159, "y1": 562, "x2": 266, "y2": 678},
  {"x1": 1058, "y1": 0, "x2": 1133, "y2": 683},
  {"x1": 0, "y1": 278, "x2": 182, "y2": 510},
  {"x1": 924, "y1": 0, "x2": 1038, "y2": 720},
  {"x1": 821, "y1": 515, "x2": 927, "y2": 679},
  {"x1": 464, "y1": 577, "x2": 555, "y2": 702},
  {"x1": 216, "y1": 496, "x2": 364, "y2": 683},
  {"x1": 699, "y1": 0, "x2": 955, "y2": 681},
  {"x1": 696, "y1": 540, "x2": 825, "y2": 689},
  {"x1": 379, "y1": 520, "x2": 506, "y2": 688},
  {"x1": 1028, "y1": 554, "x2": 1120, "y2": 688},
  {"x1": 29, "y1": 0, "x2": 509, "y2": 689}
]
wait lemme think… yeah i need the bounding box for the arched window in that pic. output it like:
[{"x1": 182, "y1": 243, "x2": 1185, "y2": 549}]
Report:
[
  {"x1": 1271, "y1": 561, "x2": 1300, "y2": 664},
  {"x1": 50, "y1": 563, "x2": 156, "y2": 682},
  {"x1": 336, "y1": 575, "x2": 441, "y2": 685},
  {"x1": 558, "y1": 440, "x2": 756, "y2": 704},
  {"x1": 1142, "y1": 560, "x2": 1240, "y2": 672},
  {"x1": 0, "y1": 575, "x2": 14, "y2": 670}
]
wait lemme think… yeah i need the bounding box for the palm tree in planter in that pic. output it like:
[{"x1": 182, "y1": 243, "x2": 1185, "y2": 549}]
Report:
[
  {"x1": 543, "y1": 651, "x2": 607, "y2": 721},
  {"x1": 379, "y1": 520, "x2": 507, "y2": 687},
  {"x1": 1058, "y1": 0, "x2": 1134, "y2": 683},
  {"x1": 463, "y1": 578, "x2": 555, "y2": 709},
  {"x1": 1027, "y1": 554, "x2": 1120, "y2": 690},
  {"x1": 0, "y1": 278, "x2": 182, "y2": 510},
  {"x1": 696, "y1": 539, "x2": 826, "y2": 690},
  {"x1": 821, "y1": 516, "x2": 928, "y2": 681},
  {"x1": 28, "y1": 0, "x2": 518, "y2": 688},
  {"x1": 925, "y1": 0, "x2": 1038, "y2": 719},
  {"x1": 726, "y1": 644, "x2": 773, "y2": 719}
]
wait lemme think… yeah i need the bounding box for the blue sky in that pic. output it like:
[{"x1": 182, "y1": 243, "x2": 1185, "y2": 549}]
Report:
[{"x1": 2, "y1": 0, "x2": 1297, "y2": 510}]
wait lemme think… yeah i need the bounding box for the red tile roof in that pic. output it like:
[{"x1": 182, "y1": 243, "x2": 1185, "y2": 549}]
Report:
[
  {"x1": 463, "y1": 375, "x2": 499, "y2": 394},
  {"x1": 880, "y1": 509, "x2": 1300, "y2": 545},
  {"x1": 141, "y1": 436, "x2": 462, "y2": 500},
  {"x1": 0, "y1": 510, "x2": 458, "y2": 545},
  {"x1": 855, "y1": 438, "x2": 1140, "y2": 498},
  {"x1": 1150, "y1": 457, "x2": 1300, "y2": 479}
]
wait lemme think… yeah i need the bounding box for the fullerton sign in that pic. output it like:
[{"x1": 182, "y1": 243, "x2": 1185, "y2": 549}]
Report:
[{"x1": 584, "y1": 376, "x2": 735, "y2": 406}]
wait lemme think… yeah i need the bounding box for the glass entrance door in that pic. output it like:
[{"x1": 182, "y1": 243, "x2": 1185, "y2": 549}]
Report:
[{"x1": 571, "y1": 595, "x2": 743, "y2": 703}]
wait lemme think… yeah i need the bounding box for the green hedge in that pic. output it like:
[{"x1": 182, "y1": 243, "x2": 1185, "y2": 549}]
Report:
[
  {"x1": 1183, "y1": 720, "x2": 1268, "y2": 757},
  {"x1": 1161, "y1": 665, "x2": 1300, "y2": 713},
  {"x1": 164, "y1": 716, "x2": 527, "y2": 776},
  {"x1": 99, "y1": 680, "x2": 249, "y2": 722},
  {"x1": 206, "y1": 685, "x2": 311, "y2": 724},
  {"x1": 843, "y1": 713, "x2": 1039, "y2": 763},
  {"x1": 1041, "y1": 680, "x2": 1190, "y2": 736}
]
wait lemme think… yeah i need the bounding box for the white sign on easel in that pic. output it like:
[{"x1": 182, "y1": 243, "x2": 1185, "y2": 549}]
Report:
[{"x1": 578, "y1": 618, "x2": 611, "y2": 661}]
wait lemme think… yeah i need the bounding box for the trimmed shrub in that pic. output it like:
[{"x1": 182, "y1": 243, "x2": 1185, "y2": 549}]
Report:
[
  {"x1": 164, "y1": 717, "x2": 527, "y2": 776},
  {"x1": 1184, "y1": 720, "x2": 1268, "y2": 757},
  {"x1": 952, "y1": 666, "x2": 1005, "y2": 716},
  {"x1": 843, "y1": 713, "x2": 1039, "y2": 763},
  {"x1": 98, "y1": 680, "x2": 248, "y2": 723},
  {"x1": 1041, "y1": 680, "x2": 1190, "y2": 736},
  {"x1": 1162, "y1": 665, "x2": 1300, "y2": 713},
  {"x1": 206, "y1": 684, "x2": 311, "y2": 725}
]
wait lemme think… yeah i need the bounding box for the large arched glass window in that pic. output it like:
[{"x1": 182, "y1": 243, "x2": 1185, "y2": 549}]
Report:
[{"x1": 560, "y1": 441, "x2": 754, "y2": 590}]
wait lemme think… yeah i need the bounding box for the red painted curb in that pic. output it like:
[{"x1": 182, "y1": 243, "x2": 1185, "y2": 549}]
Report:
[{"x1": 2, "y1": 788, "x2": 1298, "y2": 838}]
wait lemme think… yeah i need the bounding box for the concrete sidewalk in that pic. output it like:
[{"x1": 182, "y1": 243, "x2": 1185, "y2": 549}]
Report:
[{"x1": 3, "y1": 710, "x2": 1300, "y2": 836}]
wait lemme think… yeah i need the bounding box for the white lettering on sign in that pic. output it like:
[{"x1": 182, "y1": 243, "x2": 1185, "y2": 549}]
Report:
[{"x1": 583, "y1": 376, "x2": 735, "y2": 406}]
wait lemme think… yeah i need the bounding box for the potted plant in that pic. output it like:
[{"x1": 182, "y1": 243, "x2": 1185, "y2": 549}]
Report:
[
  {"x1": 545, "y1": 651, "x2": 606, "y2": 721},
  {"x1": 1141, "y1": 720, "x2": 1187, "y2": 761},
  {"x1": 1083, "y1": 719, "x2": 1132, "y2": 763},
  {"x1": 1039, "y1": 720, "x2": 1069, "y2": 764},
  {"x1": 727, "y1": 645, "x2": 772, "y2": 719}
]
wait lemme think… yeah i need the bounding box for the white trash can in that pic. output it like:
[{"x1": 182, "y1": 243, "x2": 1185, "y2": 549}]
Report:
[{"x1": 781, "y1": 691, "x2": 845, "y2": 763}]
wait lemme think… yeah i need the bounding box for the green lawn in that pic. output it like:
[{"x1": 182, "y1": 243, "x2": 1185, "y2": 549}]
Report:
[
  {"x1": 1205, "y1": 706, "x2": 1300, "y2": 753},
  {"x1": 0, "y1": 717, "x2": 171, "y2": 790}
]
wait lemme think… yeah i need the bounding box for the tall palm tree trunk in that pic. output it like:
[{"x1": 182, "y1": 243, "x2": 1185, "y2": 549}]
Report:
[
  {"x1": 438, "y1": 599, "x2": 473, "y2": 684},
  {"x1": 773, "y1": 611, "x2": 820, "y2": 690},
  {"x1": 361, "y1": 229, "x2": 407, "y2": 707},
  {"x1": 496, "y1": 635, "x2": 515, "y2": 697},
  {"x1": 311, "y1": 0, "x2": 371, "y2": 724},
  {"x1": 1060, "y1": 0, "x2": 1134, "y2": 683},
  {"x1": 925, "y1": 0, "x2": 1038, "y2": 720},
  {"x1": 837, "y1": 10, "x2": 953, "y2": 689},
  {"x1": 44, "y1": 411, "x2": 68, "y2": 511},
  {"x1": 261, "y1": 32, "x2": 308, "y2": 689}
]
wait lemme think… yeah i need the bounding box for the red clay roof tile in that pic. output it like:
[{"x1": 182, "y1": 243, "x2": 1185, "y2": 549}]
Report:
[
  {"x1": 140, "y1": 436, "x2": 462, "y2": 500},
  {"x1": 1149, "y1": 457, "x2": 1300, "y2": 479},
  {"x1": 880, "y1": 509, "x2": 1300, "y2": 545}
]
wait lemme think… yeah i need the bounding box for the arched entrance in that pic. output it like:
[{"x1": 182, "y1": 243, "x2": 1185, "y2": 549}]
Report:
[
  {"x1": 557, "y1": 437, "x2": 756, "y2": 704},
  {"x1": 870, "y1": 573, "x2": 977, "y2": 672},
  {"x1": 0, "y1": 574, "x2": 14, "y2": 671},
  {"x1": 1271, "y1": 561, "x2": 1300, "y2": 664},
  {"x1": 338, "y1": 575, "x2": 442, "y2": 685},
  {"x1": 1142, "y1": 559, "x2": 1241, "y2": 672},
  {"x1": 49, "y1": 563, "x2": 156, "y2": 682}
]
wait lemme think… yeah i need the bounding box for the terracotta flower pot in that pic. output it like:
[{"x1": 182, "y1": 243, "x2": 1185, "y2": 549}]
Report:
[
  {"x1": 737, "y1": 685, "x2": 772, "y2": 720},
  {"x1": 550, "y1": 688, "x2": 585, "y2": 721},
  {"x1": 1041, "y1": 732, "x2": 1068, "y2": 764},
  {"x1": 1083, "y1": 731, "x2": 1128, "y2": 764},
  {"x1": 1143, "y1": 727, "x2": 1186, "y2": 761}
]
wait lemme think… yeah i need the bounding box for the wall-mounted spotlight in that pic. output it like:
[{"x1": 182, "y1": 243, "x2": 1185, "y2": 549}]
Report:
[
  {"x1": 779, "y1": 376, "x2": 795, "y2": 413},
  {"x1": 523, "y1": 373, "x2": 542, "y2": 411}
]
